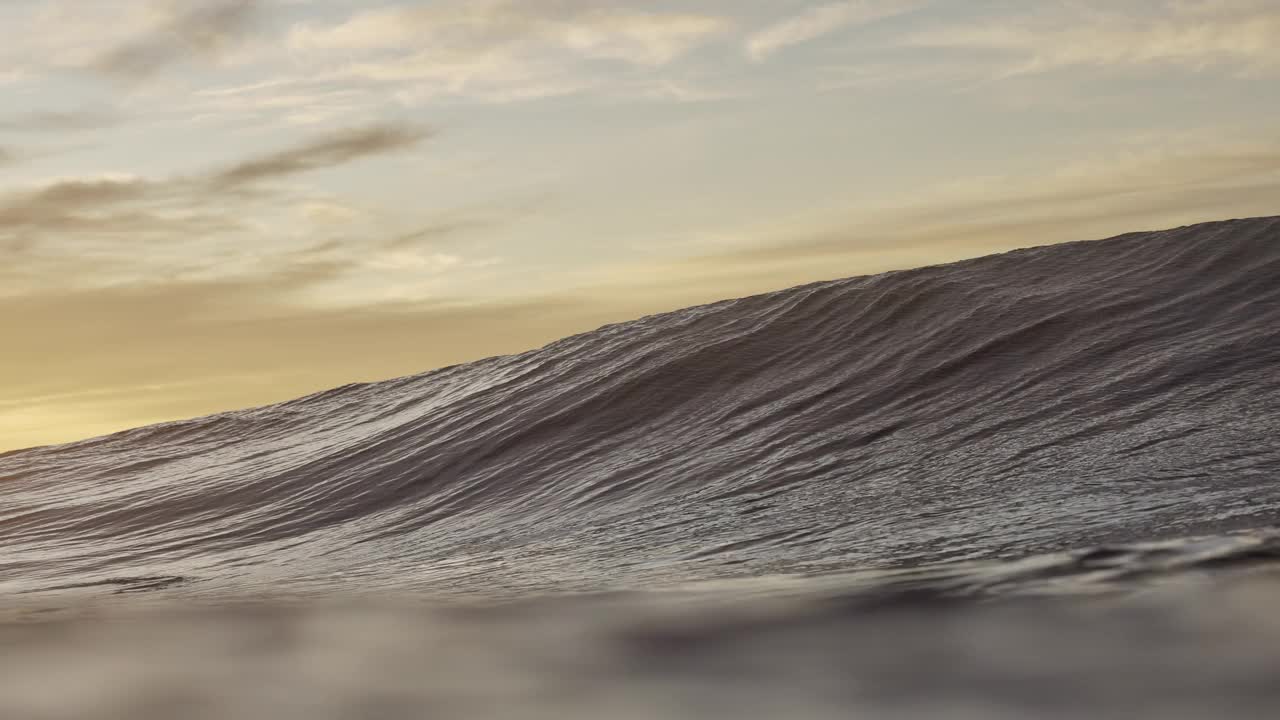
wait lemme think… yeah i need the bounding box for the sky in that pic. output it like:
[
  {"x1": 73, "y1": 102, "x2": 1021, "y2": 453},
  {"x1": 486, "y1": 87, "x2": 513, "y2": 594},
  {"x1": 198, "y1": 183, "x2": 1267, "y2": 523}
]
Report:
[{"x1": 1, "y1": 0, "x2": 1278, "y2": 452}]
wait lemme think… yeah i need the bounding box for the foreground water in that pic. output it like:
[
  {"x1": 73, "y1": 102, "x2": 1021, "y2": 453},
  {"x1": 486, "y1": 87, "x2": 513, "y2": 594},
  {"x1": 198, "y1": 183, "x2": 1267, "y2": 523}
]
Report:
[{"x1": 2, "y1": 216, "x2": 1279, "y2": 717}]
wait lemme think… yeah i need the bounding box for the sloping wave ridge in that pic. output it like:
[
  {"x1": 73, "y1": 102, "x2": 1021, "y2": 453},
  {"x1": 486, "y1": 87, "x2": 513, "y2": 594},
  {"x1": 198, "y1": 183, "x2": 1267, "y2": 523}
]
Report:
[{"x1": 2, "y1": 216, "x2": 1280, "y2": 601}]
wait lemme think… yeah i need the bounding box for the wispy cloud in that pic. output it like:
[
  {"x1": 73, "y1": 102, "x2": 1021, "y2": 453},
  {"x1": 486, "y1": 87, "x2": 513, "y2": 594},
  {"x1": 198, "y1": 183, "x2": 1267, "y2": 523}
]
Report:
[
  {"x1": 0, "y1": 123, "x2": 432, "y2": 282},
  {"x1": 0, "y1": 176, "x2": 153, "y2": 231},
  {"x1": 287, "y1": 1, "x2": 731, "y2": 103},
  {"x1": 0, "y1": 174, "x2": 221, "y2": 256},
  {"x1": 907, "y1": 0, "x2": 1280, "y2": 76},
  {"x1": 210, "y1": 125, "x2": 431, "y2": 188},
  {"x1": 747, "y1": 0, "x2": 921, "y2": 61},
  {"x1": 288, "y1": 2, "x2": 728, "y2": 64},
  {"x1": 93, "y1": 0, "x2": 262, "y2": 80},
  {"x1": 189, "y1": 79, "x2": 373, "y2": 127},
  {"x1": 553, "y1": 9, "x2": 732, "y2": 66}
]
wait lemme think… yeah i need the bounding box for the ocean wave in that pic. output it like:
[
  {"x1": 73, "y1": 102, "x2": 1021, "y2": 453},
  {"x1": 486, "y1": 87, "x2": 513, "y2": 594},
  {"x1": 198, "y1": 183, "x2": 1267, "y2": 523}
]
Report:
[{"x1": 3, "y1": 216, "x2": 1280, "y2": 602}]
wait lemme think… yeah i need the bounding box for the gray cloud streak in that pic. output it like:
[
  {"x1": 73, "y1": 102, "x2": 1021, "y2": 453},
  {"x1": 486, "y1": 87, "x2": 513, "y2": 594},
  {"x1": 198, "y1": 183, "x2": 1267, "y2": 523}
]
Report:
[
  {"x1": 209, "y1": 125, "x2": 433, "y2": 188},
  {"x1": 93, "y1": 0, "x2": 261, "y2": 80},
  {"x1": 0, "y1": 124, "x2": 431, "y2": 250},
  {"x1": 0, "y1": 177, "x2": 152, "y2": 231}
]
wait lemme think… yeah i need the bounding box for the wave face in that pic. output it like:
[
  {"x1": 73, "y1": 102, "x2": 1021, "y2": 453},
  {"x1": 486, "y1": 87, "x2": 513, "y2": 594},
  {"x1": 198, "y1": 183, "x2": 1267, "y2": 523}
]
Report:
[{"x1": 3, "y1": 216, "x2": 1280, "y2": 602}]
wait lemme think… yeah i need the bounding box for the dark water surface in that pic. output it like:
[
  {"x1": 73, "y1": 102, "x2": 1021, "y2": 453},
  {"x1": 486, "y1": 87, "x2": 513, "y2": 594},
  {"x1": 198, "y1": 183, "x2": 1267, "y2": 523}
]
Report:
[{"x1": 3, "y1": 216, "x2": 1280, "y2": 717}]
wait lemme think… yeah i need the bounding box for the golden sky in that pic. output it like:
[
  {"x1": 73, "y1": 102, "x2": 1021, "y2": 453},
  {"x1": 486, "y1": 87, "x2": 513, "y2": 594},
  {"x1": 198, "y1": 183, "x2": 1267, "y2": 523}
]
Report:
[{"x1": 2, "y1": 0, "x2": 1279, "y2": 452}]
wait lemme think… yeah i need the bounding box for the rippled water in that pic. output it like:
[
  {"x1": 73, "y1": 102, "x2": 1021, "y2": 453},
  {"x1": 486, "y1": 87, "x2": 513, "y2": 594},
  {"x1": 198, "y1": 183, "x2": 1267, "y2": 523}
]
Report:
[{"x1": 2, "y1": 216, "x2": 1279, "y2": 717}]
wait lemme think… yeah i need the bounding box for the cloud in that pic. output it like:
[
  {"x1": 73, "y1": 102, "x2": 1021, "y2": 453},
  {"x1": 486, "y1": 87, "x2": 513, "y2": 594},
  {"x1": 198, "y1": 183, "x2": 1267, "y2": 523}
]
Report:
[
  {"x1": 189, "y1": 79, "x2": 373, "y2": 127},
  {"x1": 555, "y1": 9, "x2": 732, "y2": 66},
  {"x1": 92, "y1": 0, "x2": 262, "y2": 80},
  {"x1": 0, "y1": 147, "x2": 13, "y2": 166},
  {"x1": 907, "y1": 0, "x2": 1280, "y2": 76},
  {"x1": 287, "y1": 2, "x2": 727, "y2": 63},
  {"x1": 0, "y1": 176, "x2": 153, "y2": 232},
  {"x1": 287, "y1": 1, "x2": 730, "y2": 103},
  {"x1": 0, "y1": 110, "x2": 119, "y2": 133},
  {"x1": 747, "y1": 0, "x2": 921, "y2": 61},
  {"x1": 209, "y1": 124, "x2": 432, "y2": 188},
  {"x1": 0, "y1": 124, "x2": 432, "y2": 287}
]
